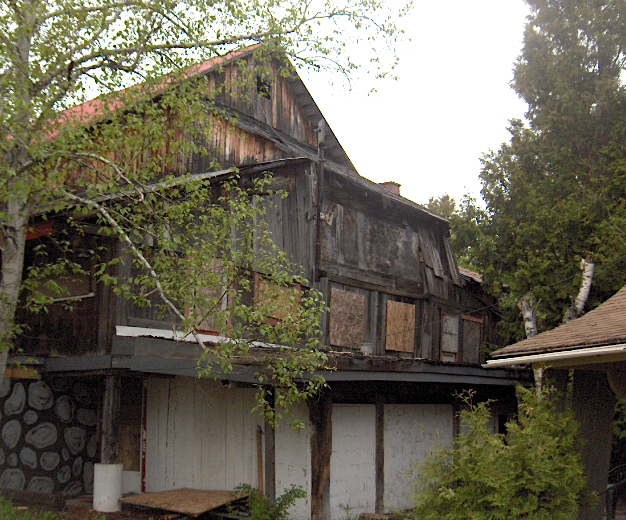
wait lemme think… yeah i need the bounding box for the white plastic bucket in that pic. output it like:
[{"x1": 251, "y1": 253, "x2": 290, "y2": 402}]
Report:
[{"x1": 93, "y1": 463, "x2": 124, "y2": 512}]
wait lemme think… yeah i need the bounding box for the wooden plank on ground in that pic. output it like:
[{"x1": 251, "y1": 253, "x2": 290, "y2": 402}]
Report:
[{"x1": 120, "y1": 488, "x2": 244, "y2": 517}]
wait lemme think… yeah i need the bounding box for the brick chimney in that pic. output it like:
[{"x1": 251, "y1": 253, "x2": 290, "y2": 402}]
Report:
[{"x1": 378, "y1": 181, "x2": 400, "y2": 196}]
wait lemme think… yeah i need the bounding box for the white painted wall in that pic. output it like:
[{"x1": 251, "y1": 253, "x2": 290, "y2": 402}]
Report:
[
  {"x1": 330, "y1": 404, "x2": 376, "y2": 519},
  {"x1": 145, "y1": 377, "x2": 263, "y2": 492},
  {"x1": 122, "y1": 471, "x2": 141, "y2": 493},
  {"x1": 275, "y1": 402, "x2": 311, "y2": 520},
  {"x1": 383, "y1": 404, "x2": 453, "y2": 511}
]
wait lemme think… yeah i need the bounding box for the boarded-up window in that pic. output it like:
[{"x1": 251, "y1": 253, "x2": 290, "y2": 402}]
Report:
[
  {"x1": 255, "y1": 276, "x2": 301, "y2": 322},
  {"x1": 385, "y1": 301, "x2": 415, "y2": 352},
  {"x1": 441, "y1": 313, "x2": 459, "y2": 362},
  {"x1": 329, "y1": 287, "x2": 366, "y2": 347},
  {"x1": 191, "y1": 258, "x2": 226, "y2": 333},
  {"x1": 462, "y1": 315, "x2": 482, "y2": 364}
]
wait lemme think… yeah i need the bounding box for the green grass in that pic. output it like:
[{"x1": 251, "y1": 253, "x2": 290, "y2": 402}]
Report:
[{"x1": 0, "y1": 496, "x2": 64, "y2": 520}]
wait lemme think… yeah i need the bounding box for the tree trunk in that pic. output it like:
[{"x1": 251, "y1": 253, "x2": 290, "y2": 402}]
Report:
[
  {"x1": 518, "y1": 293, "x2": 541, "y2": 392},
  {"x1": 518, "y1": 293, "x2": 539, "y2": 338},
  {"x1": 563, "y1": 258, "x2": 595, "y2": 323},
  {"x1": 0, "y1": 0, "x2": 35, "y2": 380},
  {"x1": 0, "y1": 188, "x2": 31, "y2": 381}
]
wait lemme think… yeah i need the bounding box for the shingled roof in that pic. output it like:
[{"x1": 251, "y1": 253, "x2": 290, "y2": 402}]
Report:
[{"x1": 491, "y1": 285, "x2": 626, "y2": 359}]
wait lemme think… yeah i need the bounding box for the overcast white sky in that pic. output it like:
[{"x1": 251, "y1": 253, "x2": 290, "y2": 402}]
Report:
[{"x1": 302, "y1": 0, "x2": 531, "y2": 207}]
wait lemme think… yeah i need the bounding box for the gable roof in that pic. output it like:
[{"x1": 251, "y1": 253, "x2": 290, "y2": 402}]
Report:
[
  {"x1": 490, "y1": 285, "x2": 626, "y2": 360},
  {"x1": 52, "y1": 45, "x2": 356, "y2": 170}
]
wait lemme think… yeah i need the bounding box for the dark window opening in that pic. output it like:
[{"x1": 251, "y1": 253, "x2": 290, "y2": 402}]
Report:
[{"x1": 256, "y1": 76, "x2": 271, "y2": 99}]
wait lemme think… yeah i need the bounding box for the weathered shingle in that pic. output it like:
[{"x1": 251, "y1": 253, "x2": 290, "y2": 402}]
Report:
[{"x1": 491, "y1": 285, "x2": 626, "y2": 358}]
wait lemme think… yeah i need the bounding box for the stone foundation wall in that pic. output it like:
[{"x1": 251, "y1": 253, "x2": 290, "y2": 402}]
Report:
[{"x1": 0, "y1": 376, "x2": 100, "y2": 496}]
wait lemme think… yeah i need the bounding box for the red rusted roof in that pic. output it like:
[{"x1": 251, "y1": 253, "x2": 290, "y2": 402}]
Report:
[
  {"x1": 491, "y1": 285, "x2": 626, "y2": 358},
  {"x1": 48, "y1": 45, "x2": 259, "y2": 136},
  {"x1": 458, "y1": 266, "x2": 482, "y2": 283}
]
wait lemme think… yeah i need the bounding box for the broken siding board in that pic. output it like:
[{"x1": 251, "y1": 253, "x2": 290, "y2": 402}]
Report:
[
  {"x1": 419, "y1": 301, "x2": 434, "y2": 360},
  {"x1": 418, "y1": 228, "x2": 445, "y2": 279},
  {"x1": 385, "y1": 301, "x2": 416, "y2": 353},
  {"x1": 427, "y1": 228, "x2": 445, "y2": 278},
  {"x1": 443, "y1": 238, "x2": 461, "y2": 286},
  {"x1": 417, "y1": 228, "x2": 435, "y2": 271},
  {"x1": 328, "y1": 287, "x2": 367, "y2": 348}
]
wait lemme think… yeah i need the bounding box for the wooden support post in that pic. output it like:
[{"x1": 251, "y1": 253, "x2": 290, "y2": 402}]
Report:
[
  {"x1": 101, "y1": 374, "x2": 121, "y2": 464},
  {"x1": 264, "y1": 389, "x2": 276, "y2": 500},
  {"x1": 257, "y1": 426, "x2": 264, "y2": 495},
  {"x1": 309, "y1": 392, "x2": 331, "y2": 520},
  {"x1": 375, "y1": 396, "x2": 384, "y2": 514}
]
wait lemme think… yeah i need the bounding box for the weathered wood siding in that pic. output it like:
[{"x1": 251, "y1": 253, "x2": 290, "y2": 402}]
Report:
[
  {"x1": 320, "y1": 171, "x2": 458, "y2": 300},
  {"x1": 16, "y1": 234, "x2": 116, "y2": 357},
  {"x1": 252, "y1": 164, "x2": 317, "y2": 283},
  {"x1": 208, "y1": 61, "x2": 318, "y2": 148},
  {"x1": 144, "y1": 377, "x2": 263, "y2": 492}
]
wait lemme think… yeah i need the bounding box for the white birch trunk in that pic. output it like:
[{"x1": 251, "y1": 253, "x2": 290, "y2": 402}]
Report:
[
  {"x1": 563, "y1": 258, "x2": 595, "y2": 323},
  {"x1": 518, "y1": 294, "x2": 542, "y2": 393},
  {"x1": 0, "y1": 1, "x2": 35, "y2": 380},
  {"x1": 517, "y1": 293, "x2": 539, "y2": 339}
]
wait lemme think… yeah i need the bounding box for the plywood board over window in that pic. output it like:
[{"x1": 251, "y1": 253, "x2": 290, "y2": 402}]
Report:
[
  {"x1": 329, "y1": 287, "x2": 366, "y2": 347},
  {"x1": 462, "y1": 315, "x2": 483, "y2": 364},
  {"x1": 441, "y1": 313, "x2": 459, "y2": 362},
  {"x1": 255, "y1": 276, "x2": 301, "y2": 322},
  {"x1": 192, "y1": 258, "x2": 227, "y2": 333},
  {"x1": 385, "y1": 301, "x2": 415, "y2": 353}
]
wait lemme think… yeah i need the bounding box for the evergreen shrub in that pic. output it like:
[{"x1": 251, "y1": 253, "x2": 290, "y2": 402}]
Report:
[{"x1": 409, "y1": 386, "x2": 587, "y2": 520}]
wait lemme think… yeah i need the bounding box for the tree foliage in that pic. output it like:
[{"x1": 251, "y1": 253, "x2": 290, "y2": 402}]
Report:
[
  {"x1": 409, "y1": 387, "x2": 587, "y2": 520},
  {"x1": 424, "y1": 194, "x2": 485, "y2": 272},
  {"x1": 448, "y1": 0, "x2": 626, "y2": 343},
  {"x1": 0, "y1": 0, "x2": 408, "y2": 421}
]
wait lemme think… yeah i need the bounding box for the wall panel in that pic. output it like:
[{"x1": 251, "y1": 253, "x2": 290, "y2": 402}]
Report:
[
  {"x1": 383, "y1": 404, "x2": 453, "y2": 510},
  {"x1": 330, "y1": 404, "x2": 376, "y2": 518}
]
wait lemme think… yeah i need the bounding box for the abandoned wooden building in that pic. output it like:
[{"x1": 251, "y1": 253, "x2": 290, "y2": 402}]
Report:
[{"x1": 0, "y1": 47, "x2": 527, "y2": 519}]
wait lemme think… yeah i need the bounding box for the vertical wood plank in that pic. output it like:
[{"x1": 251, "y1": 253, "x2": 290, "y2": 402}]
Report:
[
  {"x1": 375, "y1": 396, "x2": 384, "y2": 514},
  {"x1": 309, "y1": 392, "x2": 332, "y2": 520},
  {"x1": 264, "y1": 389, "x2": 276, "y2": 500},
  {"x1": 101, "y1": 374, "x2": 121, "y2": 464}
]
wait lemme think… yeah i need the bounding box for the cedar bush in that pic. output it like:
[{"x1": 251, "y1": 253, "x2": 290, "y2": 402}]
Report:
[{"x1": 409, "y1": 386, "x2": 586, "y2": 520}]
